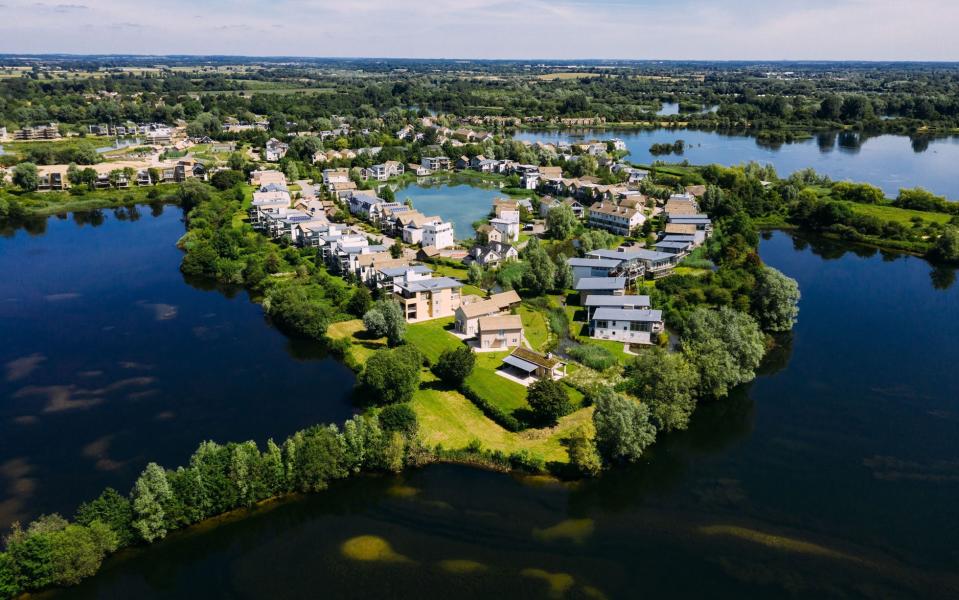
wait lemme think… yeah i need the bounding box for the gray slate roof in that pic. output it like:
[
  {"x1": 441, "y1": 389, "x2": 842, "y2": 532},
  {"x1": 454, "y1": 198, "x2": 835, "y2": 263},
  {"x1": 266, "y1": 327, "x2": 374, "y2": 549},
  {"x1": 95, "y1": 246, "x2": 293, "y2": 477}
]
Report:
[
  {"x1": 583, "y1": 295, "x2": 651, "y2": 308},
  {"x1": 592, "y1": 308, "x2": 663, "y2": 322},
  {"x1": 575, "y1": 277, "x2": 626, "y2": 291},
  {"x1": 566, "y1": 258, "x2": 621, "y2": 268}
]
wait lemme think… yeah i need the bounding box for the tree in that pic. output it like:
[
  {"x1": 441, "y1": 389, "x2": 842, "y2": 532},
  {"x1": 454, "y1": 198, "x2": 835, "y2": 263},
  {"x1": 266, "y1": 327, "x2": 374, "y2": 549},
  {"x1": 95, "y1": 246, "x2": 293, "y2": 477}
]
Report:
[
  {"x1": 210, "y1": 169, "x2": 244, "y2": 190},
  {"x1": 592, "y1": 387, "x2": 657, "y2": 465},
  {"x1": 521, "y1": 239, "x2": 557, "y2": 295},
  {"x1": 930, "y1": 226, "x2": 959, "y2": 262},
  {"x1": 433, "y1": 346, "x2": 475, "y2": 387},
  {"x1": 360, "y1": 346, "x2": 422, "y2": 404},
  {"x1": 363, "y1": 299, "x2": 406, "y2": 346},
  {"x1": 467, "y1": 262, "x2": 483, "y2": 285},
  {"x1": 626, "y1": 348, "x2": 699, "y2": 432},
  {"x1": 546, "y1": 205, "x2": 576, "y2": 240},
  {"x1": 682, "y1": 307, "x2": 765, "y2": 399},
  {"x1": 389, "y1": 239, "x2": 403, "y2": 259},
  {"x1": 347, "y1": 286, "x2": 373, "y2": 317},
  {"x1": 294, "y1": 426, "x2": 348, "y2": 492},
  {"x1": 0, "y1": 552, "x2": 19, "y2": 599},
  {"x1": 751, "y1": 266, "x2": 801, "y2": 332},
  {"x1": 553, "y1": 254, "x2": 574, "y2": 290},
  {"x1": 176, "y1": 179, "x2": 212, "y2": 212},
  {"x1": 47, "y1": 521, "x2": 118, "y2": 586},
  {"x1": 227, "y1": 152, "x2": 245, "y2": 171},
  {"x1": 12, "y1": 162, "x2": 39, "y2": 191},
  {"x1": 527, "y1": 378, "x2": 571, "y2": 426},
  {"x1": 264, "y1": 284, "x2": 332, "y2": 340},
  {"x1": 561, "y1": 426, "x2": 602, "y2": 477},
  {"x1": 378, "y1": 403, "x2": 418, "y2": 436},
  {"x1": 66, "y1": 163, "x2": 81, "y2": 186},
  {"x1": 130, "y1": 462, "x2": 173, "y2": 542},
  {"x1": 74, "y1": 488, "x2": 135, "y2": 547}
]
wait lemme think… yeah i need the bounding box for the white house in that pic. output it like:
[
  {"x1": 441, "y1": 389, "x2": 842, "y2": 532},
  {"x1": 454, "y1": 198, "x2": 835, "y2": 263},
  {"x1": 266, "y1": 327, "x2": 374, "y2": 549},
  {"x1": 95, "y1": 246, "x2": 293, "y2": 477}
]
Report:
[
  {"x1": 489, "y1": 217, "x2": 520, "y2": 242},
  {"x1": 590, "y1": 308, "x2": 664, "y2": 345},
  {"x1": 587, "y1": 202, "x2": 645, "y2": 236},
  {"x1": 423, "y1": 221, "x2": 455, "y2": 250},
  {"x1": 264, "y1": 138, "x2": 289, "y2": 162}
]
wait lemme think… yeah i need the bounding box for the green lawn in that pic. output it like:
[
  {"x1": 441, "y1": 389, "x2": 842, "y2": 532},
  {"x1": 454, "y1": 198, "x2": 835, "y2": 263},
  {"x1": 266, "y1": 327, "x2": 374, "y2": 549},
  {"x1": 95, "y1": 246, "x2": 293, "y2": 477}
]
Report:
[
  {"x1": 518, "y1": 304, "x2": 550, "y2": 351},
  {"x1": 849, "y1": 202, "x2": 952, "y2": 226},
  {"x1": 405, "y1": 317, "x2": 462, "y2": 364},
  {"x1": 325, "y1": 319, "x2": 387, "y2": 364},
  {"x1": 466, "y1": 352, "x2": 529, "y2": 413},
  {"x1": 582, "y1": 338, "x2": 636, "y2": 365},
  {"x1": 430, "y1": 263, "x2": 469, "y2": 279}
]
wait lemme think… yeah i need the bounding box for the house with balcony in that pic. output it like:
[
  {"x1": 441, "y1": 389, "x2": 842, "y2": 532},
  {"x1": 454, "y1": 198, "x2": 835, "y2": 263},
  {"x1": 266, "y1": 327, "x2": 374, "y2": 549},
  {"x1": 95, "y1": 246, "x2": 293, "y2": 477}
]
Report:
[
  {"x1": 364, "y1": 161, "x2": 404, "y2": 181},
  {"x1": 574, "y1": 277, "x2": 627, "y2": 304},
  {"x1": 421, "y1": 156, "x2": 451, "y2": 172},
  {"x1": 587, "y1": 202, "x2": 645, "y2": 236},
  {"x1": 403, "y1": 214, "x2": 443, "y2": 245},
  {"x1": 583, "y1": 295, "x2": 651, "y2": 321},
  {"x1": 489, "y1": 217, "x2": 520, "y2": 243},
  {"x1": 587, "y1": 248, "x2": 680, "y2": 279},
  {"x1": 566, "y1": 257, "x2": 622, "y2": 286},
  {"x1": 589, "y1": 308, "x2": 664, "y2": 346},
  {"x1": 465, "y1": 241, "x2": 518, "y2": 268},
  {"x1": 393, "y1": 275, "x2": 464, "y2": 323},
  {"x1": 423, "y1": 221, "x2": 455, "y2": 250}
]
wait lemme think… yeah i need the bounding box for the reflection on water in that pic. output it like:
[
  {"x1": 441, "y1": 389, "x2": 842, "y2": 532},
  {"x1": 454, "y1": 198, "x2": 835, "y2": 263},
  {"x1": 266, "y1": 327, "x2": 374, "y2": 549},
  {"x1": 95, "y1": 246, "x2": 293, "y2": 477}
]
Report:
[
  {"x1": 0, "y1": 209, "x2": 356, "y2": 527},
  {"x1": 514, "y1": 128, "x2": 959, "y2": 198}
]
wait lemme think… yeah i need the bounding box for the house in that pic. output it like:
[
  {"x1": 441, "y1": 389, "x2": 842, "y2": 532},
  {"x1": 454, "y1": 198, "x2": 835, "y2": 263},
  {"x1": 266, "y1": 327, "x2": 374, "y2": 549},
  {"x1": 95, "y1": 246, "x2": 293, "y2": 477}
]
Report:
[
  {"x1": 478, "y1": 315, "x2": 524, "y2": 350},
  {"x1": 454, "y1": 290, "x2": 522, "y2": 336},
  {"x1": 566, "y1": 257, "x2": 622, "y2": 286},
  {"x1": 455, "y1": 156, "x2": 471, "y2": 170},
  {"x1": 408, "y1": 163, "x2": 430, "y2": 176},
  {"x1": 489, "y1": 218, "x2": 520, "y2": 242},
  {"x1": 583, "y1": 295, "x2": 651, "y2": 321},
  {"x1": 500, "y1": 347, "x2": 567, "y2": 384},
  {"x1": 590, "y1": 308, "x2": 664, "y2": 345},
  {"x1": 574, "y1": 277, "x2": 627, "y2": 304},
  {"x1": 653, "y1": 240, "x2": 692, "y2": 256},
  {"x1": 520, "y1": 172, "x2": 540, "y2": 190},
  {"x1": 364, "y1": 161, "x2": 404, "y2": 181},
  {"x1": 376, "y1": 263, "x2": 431, "y2": 289},
  {"x1": 393, "y1": 275, "x2": 464, "y2": 323},
  {"x1": 421, "y1": 156, "x2": 451, "y2": 171},
  {"x1": 402, "y1": 214, "x2": 443, "y2": 245},
  {"x1": 264, "y1": 138, "x2": 289, "y2": 162},
  {"x1": 423, "y1": 221, "x2": 455, "y2": 250},
  {"x1": 135, "y1": 170, "x2": 153, "y2": 186},
  {"x1": 465, "y1": 241, "x2": 518, "y2": 268},
  {"x1": 588, "y1": 202, "x2": 645, "y2": 236},
  {"x1": 588, "y1": 248, "x2": 680, "y2": 279},
  {"x1": 540, "y1": 196, "x2": 584, "y2": 219},
  {"x1": 539, "y1": 166, "x2": 563, "y2": 180},
  {"x1": 348, "y1": 191, "x2": 384, "y2": 219},
  {"x1": 322, "y1": 168, "x2": 350, "y2": 190},
  {"x1": 667, "y1": 214, "x2": 713, "y2": 237},
  {"x1": 251, "y1": 170, "x2": 287, "y2": 187}
]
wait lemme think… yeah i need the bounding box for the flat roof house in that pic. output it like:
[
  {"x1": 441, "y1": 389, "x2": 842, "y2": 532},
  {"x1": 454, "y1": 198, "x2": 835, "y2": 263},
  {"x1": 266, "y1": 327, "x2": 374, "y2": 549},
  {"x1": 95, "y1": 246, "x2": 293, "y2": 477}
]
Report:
[
  {"x1": 575, "y1": 277, "x2": 626, "y2": 304},
  {"x1": 489, "y1": 217, "x2": 520, "y2": 242},
  {"x1": 588, "y1": 248, "x2": 680, "y2": 279},
  {"x1": 478, "y1": 314, "x2": 524, "y2": 350},
  {"x1": 394, "y1": 275, "x2": 464, "y2": 323},
  {"x1": 423, "y1": 221, "x2": 455, "y2": 250},
  {"x1": 583, "y1": 294, "x2": 651, "y2": 321},
  {"x1": 590, "y1": 308, "x2": 664, "y2": 346},
  {"x1": 566, "y1": 257, "x2": 621, "y2": 286},
  {"x1": 500, "y1": 347, "x2": 567, "y2": 385}
]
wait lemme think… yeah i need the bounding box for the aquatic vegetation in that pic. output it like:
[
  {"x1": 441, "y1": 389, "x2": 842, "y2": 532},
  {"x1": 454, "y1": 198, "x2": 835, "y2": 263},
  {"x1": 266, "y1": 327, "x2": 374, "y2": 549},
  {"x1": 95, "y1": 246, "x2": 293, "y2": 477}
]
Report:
[
  {"x1": 520, "y1": 568, "x2": 575, "y2": 598},
  {"x1": 438, "y1": 559, "x2": 487, "y2": 574},
  {"x1": 340, "y1": 535, "x2": 412, "y2": 563},
  {"x1": 532, "y1": 518, "x2": 595, "y2": 544}
]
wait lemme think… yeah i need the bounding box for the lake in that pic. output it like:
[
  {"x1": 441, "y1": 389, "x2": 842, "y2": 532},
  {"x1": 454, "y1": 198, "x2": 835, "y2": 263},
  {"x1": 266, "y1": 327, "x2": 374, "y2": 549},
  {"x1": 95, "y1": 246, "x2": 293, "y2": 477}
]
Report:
[
  {"x1": 514, "y1": 128, "x2": 959, "y2": 200},
  {"x1": 48, "y1": 231, "x2": 959, "y2": 599},
  {"x1": 0, "y1": 207, "x2": 357, "y2": 529},
  {"x1": 393, "y1": 177, "x2": 502, "y2": 239}
]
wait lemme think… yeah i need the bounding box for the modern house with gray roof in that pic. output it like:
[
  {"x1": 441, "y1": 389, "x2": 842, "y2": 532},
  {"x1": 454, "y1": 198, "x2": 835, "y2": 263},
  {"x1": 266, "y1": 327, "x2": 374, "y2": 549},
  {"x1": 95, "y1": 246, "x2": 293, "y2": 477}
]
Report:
[
  {"x1": 567, "y1": 257, "x2": 622, "y2": 286},
  {"x1": 590, "y1": 307, "x2": 664, "y2": 346},
  {"x1": 574, "y1": 277, "x2": 626, "y2": 303}
]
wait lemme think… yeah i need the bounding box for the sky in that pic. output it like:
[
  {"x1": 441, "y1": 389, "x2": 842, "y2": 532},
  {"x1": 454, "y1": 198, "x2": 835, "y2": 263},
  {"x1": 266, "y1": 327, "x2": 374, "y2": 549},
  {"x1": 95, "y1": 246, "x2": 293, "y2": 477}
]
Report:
[{"x1": 0, "y1": 0, "x2": 956, "y2": 61}]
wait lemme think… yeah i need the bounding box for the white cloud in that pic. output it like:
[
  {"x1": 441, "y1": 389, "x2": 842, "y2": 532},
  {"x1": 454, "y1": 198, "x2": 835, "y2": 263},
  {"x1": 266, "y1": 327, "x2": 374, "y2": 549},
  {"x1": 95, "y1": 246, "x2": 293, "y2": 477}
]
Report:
[{"x1": 0, "y1": 0, "x2": 956, "y2": 60}]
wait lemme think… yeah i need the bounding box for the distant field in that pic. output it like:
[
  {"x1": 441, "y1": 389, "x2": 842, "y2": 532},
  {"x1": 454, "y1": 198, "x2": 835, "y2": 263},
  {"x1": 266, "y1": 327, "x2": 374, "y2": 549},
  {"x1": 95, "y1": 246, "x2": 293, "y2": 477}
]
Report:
[
  {"x1": 849, "y1": 203, "x2": 952, "y2": 226},
  {"x1": 536, "y1": 72, "x2": 602, "y2": 81}
]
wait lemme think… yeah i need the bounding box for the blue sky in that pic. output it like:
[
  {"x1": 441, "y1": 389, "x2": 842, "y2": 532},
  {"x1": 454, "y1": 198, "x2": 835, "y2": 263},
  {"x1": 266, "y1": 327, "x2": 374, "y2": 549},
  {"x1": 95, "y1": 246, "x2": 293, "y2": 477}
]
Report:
[{"x1": 0, "y1": 0, "x2": 956, "y2": 60}]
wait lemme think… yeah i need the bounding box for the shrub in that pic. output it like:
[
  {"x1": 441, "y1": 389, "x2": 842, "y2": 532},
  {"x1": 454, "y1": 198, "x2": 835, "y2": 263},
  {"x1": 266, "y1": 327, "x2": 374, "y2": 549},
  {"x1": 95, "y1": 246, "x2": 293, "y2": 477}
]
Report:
[
  {"x1": 527, "y1": 379, "x2": 571, "y2": 426},
  {"x1": 567, "y1": 343, "x2": 617, "y2": 370},
  {"x1": 433, "y1": 346, "x2": 476, "y2": 387},
  {"x1": 378, "y1": 403, "x2": 418, "y2": 436}
]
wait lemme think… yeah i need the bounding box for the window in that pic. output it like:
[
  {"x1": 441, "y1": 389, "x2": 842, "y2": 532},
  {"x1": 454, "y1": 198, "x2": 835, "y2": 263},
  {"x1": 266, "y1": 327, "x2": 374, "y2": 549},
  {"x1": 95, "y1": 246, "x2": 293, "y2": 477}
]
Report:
[{"x1": 596, "y1": 321, "x2": 608, "y2": 329}]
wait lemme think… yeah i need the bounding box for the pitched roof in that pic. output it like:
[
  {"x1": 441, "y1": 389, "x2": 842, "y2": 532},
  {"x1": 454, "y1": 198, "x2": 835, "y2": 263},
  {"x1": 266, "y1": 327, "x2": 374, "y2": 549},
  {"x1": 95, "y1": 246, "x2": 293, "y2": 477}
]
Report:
[
  {"x1": 458, "y1": 298, "x2": 506, "y2": 319},
  {"x1": 490, "y1": 290, "x2": 521, "y2": 308},
  {"x1": 664, "y1": 223, "x2": 697, "y2": 235},
  {"x1": 478, "y1": 314, "x2": 523, "y2": 332}
]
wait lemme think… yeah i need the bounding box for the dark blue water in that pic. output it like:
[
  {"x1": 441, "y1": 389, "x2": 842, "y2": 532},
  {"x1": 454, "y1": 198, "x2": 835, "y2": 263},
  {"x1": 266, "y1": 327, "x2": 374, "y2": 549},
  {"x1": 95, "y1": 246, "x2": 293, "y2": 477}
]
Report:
[
  {"x1": 49, "y1": 232, "x2": 959, "y2": 599},
  {"x1": 396, "y1": 179, "x2": 502, "y2": 239},
  {"x1": 0, "y1": 207, "x2": 356, "y2": 528},
  {"x1": 515, "y1": 129, "x2": 959, "y2": 199}
]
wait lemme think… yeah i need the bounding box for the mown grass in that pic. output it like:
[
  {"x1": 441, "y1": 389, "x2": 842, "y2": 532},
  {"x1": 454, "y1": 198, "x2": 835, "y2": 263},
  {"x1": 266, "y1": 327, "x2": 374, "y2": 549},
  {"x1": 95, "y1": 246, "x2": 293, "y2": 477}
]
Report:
[
  {"x1": 404, "y1": 317, "x2": 461, "y2": 364},
  {"x1": 465, "y1": 352, "x2": 528, "y2": 413},
  {"x1": 518, "y1": 304, "x2": 550, "y2": 350},
  {"x1": 326, "y1": 319, "x2": 387, "y2": 364}
]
